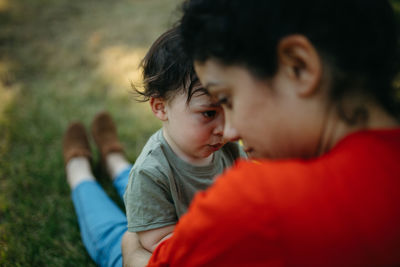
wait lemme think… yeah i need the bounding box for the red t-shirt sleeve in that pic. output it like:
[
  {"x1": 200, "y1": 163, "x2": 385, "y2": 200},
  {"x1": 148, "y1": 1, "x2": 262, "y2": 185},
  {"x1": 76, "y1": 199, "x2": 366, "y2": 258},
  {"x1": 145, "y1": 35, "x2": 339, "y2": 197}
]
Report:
[{"x1": 147, "y1": 160, "x2": 284, "y2": 267}]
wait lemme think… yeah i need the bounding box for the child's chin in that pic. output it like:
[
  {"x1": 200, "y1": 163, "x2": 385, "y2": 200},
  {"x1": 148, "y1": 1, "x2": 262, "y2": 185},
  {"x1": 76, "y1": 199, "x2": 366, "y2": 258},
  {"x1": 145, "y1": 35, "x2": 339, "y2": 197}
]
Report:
[{"x1": 197, "y1": 150, "x2": 213, "y2": 159}]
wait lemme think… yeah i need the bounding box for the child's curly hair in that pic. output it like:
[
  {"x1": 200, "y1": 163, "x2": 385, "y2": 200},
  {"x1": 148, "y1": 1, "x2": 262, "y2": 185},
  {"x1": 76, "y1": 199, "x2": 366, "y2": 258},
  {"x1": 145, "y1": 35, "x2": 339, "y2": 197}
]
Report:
[{"x1": 134, "y1": 26, "x2": 200, "y2": 103}]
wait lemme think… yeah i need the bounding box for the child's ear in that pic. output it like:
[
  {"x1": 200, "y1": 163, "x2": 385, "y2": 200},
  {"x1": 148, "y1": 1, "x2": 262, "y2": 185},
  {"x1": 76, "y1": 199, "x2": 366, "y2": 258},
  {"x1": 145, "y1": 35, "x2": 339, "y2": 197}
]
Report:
[
  {"x1": 150, "y1": 97, "x2": 168, "y2": 121},
  {"x1": 276, "y1": 34, "x2": 322, "y2": 97}
]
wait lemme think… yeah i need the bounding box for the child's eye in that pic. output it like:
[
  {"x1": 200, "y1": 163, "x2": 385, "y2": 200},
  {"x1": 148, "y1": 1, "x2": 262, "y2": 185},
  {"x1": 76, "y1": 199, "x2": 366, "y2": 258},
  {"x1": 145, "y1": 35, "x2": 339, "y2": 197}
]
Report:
[{"x1": 202, "y1": 110, "x2": 217, "y2": 118}]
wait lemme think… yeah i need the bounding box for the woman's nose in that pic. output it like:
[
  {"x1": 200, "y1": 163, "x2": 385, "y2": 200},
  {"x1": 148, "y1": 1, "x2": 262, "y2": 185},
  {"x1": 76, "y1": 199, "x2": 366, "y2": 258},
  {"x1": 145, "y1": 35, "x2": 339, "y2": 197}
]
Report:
[{"x1": 223, "y1": 119, "x2": 239, "y2": 142}]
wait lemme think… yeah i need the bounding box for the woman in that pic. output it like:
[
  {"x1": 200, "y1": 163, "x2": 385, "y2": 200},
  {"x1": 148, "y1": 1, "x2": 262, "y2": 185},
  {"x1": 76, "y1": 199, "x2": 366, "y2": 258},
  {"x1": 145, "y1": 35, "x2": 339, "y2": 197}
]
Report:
[{"x1": 122, "y1": 0, "x2": 400, "y2": 266}]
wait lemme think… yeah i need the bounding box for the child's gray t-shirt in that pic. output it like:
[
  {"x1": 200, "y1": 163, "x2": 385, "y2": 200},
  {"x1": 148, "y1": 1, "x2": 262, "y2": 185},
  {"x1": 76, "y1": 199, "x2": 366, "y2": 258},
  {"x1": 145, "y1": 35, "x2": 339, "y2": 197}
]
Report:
[{"x1": 124, "y1": 129, "x2": 246, "y2": 232}]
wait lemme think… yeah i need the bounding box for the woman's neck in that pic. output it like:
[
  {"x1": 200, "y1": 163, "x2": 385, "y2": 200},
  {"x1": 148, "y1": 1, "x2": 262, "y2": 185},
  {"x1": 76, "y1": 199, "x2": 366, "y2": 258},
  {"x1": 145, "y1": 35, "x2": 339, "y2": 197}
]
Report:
[{"x1": 317, "y1": 98, "x2": 399, "y2": 156}]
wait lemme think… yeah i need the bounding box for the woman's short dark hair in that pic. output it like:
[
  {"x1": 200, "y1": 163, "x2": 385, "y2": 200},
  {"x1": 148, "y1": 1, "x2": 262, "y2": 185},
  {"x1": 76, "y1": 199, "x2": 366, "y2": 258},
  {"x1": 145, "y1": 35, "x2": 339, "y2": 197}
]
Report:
[
  {"x1": 180, "y1": 0, "x2": 400, "y2": 120},
  {"x1": 135, "y1": 26, "x2": 199, "y2": 102}
]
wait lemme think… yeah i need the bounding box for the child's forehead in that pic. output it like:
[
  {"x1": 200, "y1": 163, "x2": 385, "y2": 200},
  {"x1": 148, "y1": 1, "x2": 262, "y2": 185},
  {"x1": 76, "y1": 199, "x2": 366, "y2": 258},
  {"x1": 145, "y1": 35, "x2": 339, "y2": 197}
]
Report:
[
  {"x1": 169, "y1": 87, "x2": 216, "y2": 107},
  {"x1": 188, "y1": 91, "x2": 220, "y2": 107},
  {"x1": 191, "y1": 87, "x2": 209, "y2": 98}
]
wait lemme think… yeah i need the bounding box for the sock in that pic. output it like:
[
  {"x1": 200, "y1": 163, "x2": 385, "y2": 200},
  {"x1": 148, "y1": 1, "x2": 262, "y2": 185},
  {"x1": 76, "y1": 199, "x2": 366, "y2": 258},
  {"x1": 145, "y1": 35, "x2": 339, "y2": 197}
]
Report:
[
  {"x1": 66, "y1": 157, "x2": 95, "y2": 189},
  {"x1": 106, "y1": 152, "x2": 131, "y2": 180}
]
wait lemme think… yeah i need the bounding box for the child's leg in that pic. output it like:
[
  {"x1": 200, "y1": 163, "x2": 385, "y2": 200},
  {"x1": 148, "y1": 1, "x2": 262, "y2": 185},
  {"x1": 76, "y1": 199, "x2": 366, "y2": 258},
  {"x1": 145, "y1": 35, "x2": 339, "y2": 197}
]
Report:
[
  {"x1": 72, "y1": 180, "x2": 126, "y2": 267},
  {"x1": 91, "y1": 112, "x2": 132, "y2": 200},
  {"x1": 111, "y1": 161, "x2": 132, "y2": 200},
  {"x1": 64, "y1": 122, "x2": 127, "y2": 267},
  {"x1": 66, "y1": 157, "x2": 127, "y2": 267}
]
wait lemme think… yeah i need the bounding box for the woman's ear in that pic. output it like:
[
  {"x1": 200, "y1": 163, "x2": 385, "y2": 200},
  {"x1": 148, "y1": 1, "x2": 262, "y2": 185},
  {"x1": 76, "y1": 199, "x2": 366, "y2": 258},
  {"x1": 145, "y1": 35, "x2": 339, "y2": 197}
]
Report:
[
  {"x1": 150, "y1": 97, "x2": 168, "y2": 121},
  {"x1": 276, "y1": 34, "x2": 322, "y2": 97}
]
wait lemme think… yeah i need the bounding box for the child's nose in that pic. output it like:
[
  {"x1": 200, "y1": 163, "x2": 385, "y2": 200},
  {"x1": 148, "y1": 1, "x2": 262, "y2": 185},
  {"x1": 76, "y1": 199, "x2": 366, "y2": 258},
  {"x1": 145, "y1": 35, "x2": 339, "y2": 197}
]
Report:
[{"x1": 213, "y1": 116, "x2": 224, "y2": 136}]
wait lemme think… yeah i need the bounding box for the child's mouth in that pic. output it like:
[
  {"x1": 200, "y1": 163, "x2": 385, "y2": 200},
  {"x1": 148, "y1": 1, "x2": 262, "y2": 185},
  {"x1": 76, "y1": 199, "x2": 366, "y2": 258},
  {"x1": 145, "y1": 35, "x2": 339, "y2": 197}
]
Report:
[{"x1": 209, "y1": 143, "x2": 223, "y2": 151}]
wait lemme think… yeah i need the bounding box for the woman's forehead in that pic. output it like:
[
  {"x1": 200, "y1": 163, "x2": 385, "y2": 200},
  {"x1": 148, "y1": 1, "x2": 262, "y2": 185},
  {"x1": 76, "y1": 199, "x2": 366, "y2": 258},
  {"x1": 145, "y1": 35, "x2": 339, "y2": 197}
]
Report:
[{"x1": 194, "y1": 59, "x2": 242, "y2": 93}]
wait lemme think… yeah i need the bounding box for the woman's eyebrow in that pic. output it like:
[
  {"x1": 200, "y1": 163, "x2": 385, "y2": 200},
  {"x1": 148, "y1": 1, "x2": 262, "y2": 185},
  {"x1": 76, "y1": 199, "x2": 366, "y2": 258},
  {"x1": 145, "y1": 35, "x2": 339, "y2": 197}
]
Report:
[{"x1": 203, "y1": 82, "x2": 220, "y2": 90}]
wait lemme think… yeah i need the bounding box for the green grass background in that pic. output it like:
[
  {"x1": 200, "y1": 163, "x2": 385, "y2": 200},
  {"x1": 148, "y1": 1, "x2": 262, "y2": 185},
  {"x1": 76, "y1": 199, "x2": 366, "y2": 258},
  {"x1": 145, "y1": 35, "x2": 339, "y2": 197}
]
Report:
[
  {"x1": 0, "y1": 0, "x2": 180, "y2": 265},
  {"x1": 1, "y1": 0, "x2": 400, "y2": 266}
]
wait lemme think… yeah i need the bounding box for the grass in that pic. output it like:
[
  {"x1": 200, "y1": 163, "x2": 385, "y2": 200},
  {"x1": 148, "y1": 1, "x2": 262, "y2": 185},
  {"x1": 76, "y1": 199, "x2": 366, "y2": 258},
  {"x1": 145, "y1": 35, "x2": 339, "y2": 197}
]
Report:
[{"x1": 0, "y1": 0, "x2": 181, "y2": 265}]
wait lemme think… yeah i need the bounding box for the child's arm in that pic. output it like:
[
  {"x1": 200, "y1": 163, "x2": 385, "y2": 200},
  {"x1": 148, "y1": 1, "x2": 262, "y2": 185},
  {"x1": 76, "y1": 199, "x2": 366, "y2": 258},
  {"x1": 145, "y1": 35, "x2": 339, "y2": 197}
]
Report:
[
  {"x1": 137, "y1": 224, "x2": 175, "y2": 252},
  {"x1": 121, "y1": 231, "x2": 151, "y2": 267}
]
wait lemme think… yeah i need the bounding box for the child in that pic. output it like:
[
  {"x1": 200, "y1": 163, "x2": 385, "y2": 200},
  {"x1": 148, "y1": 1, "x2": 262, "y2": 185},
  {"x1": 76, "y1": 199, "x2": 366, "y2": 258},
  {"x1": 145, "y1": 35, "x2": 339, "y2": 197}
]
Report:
[
  {"x1": 62, "y1": 27, "x2": 245, "y2": 267},
  {"x1": 123, "y1": 26, "x2": 246, "y2": 252},
  {"x1": 138, "y1": 0, "x2": 400, "y2": 266}
]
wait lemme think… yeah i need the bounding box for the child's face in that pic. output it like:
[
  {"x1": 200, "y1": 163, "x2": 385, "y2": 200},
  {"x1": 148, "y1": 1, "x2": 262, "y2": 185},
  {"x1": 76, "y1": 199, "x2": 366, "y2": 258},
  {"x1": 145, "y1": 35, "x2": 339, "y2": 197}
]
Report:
[
  {"x1": 163, "y1": 85, "x2": 226, "y2": 165},
  {"x1": 194, "y1": 59, "x2": 326, "y2": 159}
]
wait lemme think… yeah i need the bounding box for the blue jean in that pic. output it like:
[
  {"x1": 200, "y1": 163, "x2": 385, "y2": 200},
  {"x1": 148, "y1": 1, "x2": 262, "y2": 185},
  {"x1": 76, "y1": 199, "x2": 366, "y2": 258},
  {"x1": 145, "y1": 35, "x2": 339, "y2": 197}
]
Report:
[{"x1": 71, "y1": 166, "x2": 132, "y2": 267}]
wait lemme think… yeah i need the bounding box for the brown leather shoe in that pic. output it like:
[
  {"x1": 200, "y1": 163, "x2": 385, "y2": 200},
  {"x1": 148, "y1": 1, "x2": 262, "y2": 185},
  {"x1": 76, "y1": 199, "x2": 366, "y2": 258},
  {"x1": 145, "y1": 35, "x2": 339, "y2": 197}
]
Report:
[
  {"x1": 63, "y1": 122, "x2": 92, "y2": 165},
  {"x1": 91, "y1": 111, "x2": 124, "y2": 161}
]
